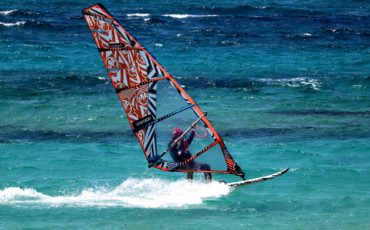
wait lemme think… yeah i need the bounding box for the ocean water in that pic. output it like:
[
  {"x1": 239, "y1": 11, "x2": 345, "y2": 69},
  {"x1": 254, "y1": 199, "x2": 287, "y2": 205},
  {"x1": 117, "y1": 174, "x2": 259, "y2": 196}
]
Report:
[{"x1": 1, "y1": 0, "x2": 369, "y2": 229}]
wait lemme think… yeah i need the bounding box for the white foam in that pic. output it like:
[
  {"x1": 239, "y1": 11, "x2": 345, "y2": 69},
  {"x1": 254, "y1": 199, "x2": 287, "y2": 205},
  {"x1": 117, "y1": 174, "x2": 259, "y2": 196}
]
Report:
[
  {"x1": 0, "y1": 187, "x2": 49, "y2": 202},
  {"x1": 0, "y1": 178, "x2": 231, "y2": 208},
  {"x1": 258, "y1": 77, "x2": 321, "y2": 90},
  {"x1": 0, "y1": 10, "x2": 16, "y2": 15},
  {"x1": 163, "y1": 14, "x2": 218, "y2": 19},
  {"x1": 0, "y1": 21, "x2": 26, "y2": 27},
  {"x1": 127, "y1": 13, "x2": 150, "y2": 17}
]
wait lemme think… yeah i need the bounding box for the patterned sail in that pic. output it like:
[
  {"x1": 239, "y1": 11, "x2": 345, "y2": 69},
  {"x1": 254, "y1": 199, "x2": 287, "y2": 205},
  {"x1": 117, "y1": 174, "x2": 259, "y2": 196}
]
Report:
[{"x1": 82, "y1": 3, "x2": 245, "y2": 178}]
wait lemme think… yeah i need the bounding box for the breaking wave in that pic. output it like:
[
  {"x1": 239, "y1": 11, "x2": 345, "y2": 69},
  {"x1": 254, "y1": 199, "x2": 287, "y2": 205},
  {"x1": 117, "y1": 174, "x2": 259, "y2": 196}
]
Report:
[
  {"x1": 180, "y1": 76, "x2": 322, "y2": 91},
  {"x1": 0, "y1": 21, "x2": 26, "y2": 27},
  {"x1": 0, "y1": 10, "x2": 17, "y2": 15},
  {"x1": 257, "y1": 77, "x2": 321, "y2": 90},
  {"x1": 126, "y1": 13, "x2": 218, "y2": 19},
  {"x1": 0, "y1": 9, "x2": 39, "y2": 16},
  {"x1": 126, "y1": 13, "x2": 150, "y2": 17},
  {"x1": 163, "y1": 14, "x2": 218, "y2": 19},
  {"x1": 0, "y1": 178, "x2": 230, "y2": 208}
]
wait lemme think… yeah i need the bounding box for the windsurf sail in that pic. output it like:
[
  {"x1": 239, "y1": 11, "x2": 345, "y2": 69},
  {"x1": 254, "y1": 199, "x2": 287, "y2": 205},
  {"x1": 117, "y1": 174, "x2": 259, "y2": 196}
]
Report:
[{"x1": 82, "y1": 3, "x2": 245, "y2": 179}]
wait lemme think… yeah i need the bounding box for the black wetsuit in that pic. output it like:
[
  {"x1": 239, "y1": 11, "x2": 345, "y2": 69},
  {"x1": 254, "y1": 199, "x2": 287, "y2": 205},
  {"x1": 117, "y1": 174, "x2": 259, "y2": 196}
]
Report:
[{"x1": 168, "y1": 130, "x2": 212, "y2": 181}]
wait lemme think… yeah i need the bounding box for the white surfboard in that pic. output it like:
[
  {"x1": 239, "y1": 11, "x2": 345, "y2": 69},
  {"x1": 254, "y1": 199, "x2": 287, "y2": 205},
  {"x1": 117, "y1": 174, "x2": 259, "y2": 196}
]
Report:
[{"x1": 227, "y1": 168, "x2": 289, "y2": 187}]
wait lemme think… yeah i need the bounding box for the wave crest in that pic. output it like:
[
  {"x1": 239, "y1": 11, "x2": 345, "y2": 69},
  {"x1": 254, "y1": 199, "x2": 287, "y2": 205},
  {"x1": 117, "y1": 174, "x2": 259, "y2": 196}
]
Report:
[
  {"x1": 258, "y1": 77, "x2": 321, "y2": 90},
  {"x1": 0, "y1": 21, "x2": 26, "y2": 27},
  {"x1": 0, "y1": 10, "x2": 17, "y2": 15},
  {"x1": 0, "y1": 9, "x2": 39, "y2": 16},
  {"x1": 127, "y1": 13, "x2": 150, "y2": 17},
  {"x1": 163, "y1": 14, "x2": 218, "y2": 19}
]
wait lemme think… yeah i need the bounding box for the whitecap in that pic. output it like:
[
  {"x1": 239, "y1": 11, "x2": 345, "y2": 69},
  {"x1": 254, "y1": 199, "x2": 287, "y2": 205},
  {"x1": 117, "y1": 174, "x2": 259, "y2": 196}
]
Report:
[
  {"x1": 0, "y1": 21, "x2": 26, "y2": 27},
  {"x1": 0, "y1": 9, "x2": 17, "y2": 15},
  {"x1": 127, "y1": 13, "x2": 150, "y2": 17},
  {"x1": 0, "y1": 187, "x2": 49, "y2": 203},
  {"x1": 257, "y1": 77, "x2": 321, "y2": 90},
  {"x1": 163, "y1": 14, "x2": 218, "y2": 19}
]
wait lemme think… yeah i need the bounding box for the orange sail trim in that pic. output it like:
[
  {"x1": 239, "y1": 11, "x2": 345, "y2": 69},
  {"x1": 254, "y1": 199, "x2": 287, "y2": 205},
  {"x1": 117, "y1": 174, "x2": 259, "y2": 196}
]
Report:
[{"x1": 82, "y1": 3, "x2": 245, "y2": 179}]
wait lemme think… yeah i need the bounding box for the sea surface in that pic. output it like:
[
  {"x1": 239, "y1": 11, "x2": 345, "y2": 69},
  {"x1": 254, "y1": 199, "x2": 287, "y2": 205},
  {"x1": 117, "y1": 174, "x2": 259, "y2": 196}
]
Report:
[{"x1": 1, "y1": 0, "x2": 369, "y2": 229}]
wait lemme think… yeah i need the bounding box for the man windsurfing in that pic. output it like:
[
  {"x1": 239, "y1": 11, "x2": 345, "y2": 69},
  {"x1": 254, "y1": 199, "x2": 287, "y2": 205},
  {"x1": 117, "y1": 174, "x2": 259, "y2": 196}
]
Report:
[{"x1": 168, "y1": 127, "x2": 212, "y2": 181}]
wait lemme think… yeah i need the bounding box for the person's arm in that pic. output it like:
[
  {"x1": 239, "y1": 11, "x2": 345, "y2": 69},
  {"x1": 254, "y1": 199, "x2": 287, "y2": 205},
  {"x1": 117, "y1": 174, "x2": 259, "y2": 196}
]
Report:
[{"x1": 186, "y1": 129, "x2": 195, "y2": 145}]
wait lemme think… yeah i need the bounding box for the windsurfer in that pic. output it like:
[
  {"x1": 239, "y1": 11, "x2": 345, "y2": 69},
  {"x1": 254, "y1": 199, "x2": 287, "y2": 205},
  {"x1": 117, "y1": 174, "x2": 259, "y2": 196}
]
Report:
[{"x1": 168, "y1": 127, "x2": 212, "y2": 181}]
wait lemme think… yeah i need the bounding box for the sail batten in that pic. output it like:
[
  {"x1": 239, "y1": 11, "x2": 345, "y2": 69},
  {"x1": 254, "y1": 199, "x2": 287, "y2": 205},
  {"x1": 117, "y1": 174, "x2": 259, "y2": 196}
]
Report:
[{"x1": 83, "y1": 3, "x2": 245, "y2": 178}]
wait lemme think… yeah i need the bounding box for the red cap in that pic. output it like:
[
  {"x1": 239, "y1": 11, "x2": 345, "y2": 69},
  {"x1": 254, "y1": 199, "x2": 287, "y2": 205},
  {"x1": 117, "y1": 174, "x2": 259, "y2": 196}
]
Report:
[{"x1": 172, "y1": 127, "x2": 183, "y2": 137}]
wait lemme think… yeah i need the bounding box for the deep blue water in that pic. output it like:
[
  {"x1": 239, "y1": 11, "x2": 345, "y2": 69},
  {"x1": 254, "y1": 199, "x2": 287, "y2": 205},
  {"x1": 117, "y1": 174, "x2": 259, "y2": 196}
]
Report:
[{"x1": 0, "y1": 1, "x2": 369, "y2": 229}]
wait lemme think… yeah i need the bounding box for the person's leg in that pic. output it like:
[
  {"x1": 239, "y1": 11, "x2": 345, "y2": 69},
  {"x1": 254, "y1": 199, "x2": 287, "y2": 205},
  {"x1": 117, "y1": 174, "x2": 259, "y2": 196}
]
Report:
[
  {"x1": 187, "y1": 172, "x2": 194, "y2": 180},
  {"x1": 184, "y1": 161, "x2": 212, "y2": 181},
  {"x1": 198, "y1": 163, "x2": 212, "y2": 182},
  {"x1": 204, "y1": 172, "x2": 212, "y2": 182}
]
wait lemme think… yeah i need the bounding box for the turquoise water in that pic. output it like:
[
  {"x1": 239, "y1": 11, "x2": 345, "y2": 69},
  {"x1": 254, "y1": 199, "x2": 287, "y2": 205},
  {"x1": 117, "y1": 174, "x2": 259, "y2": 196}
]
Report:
[{"x1": 1, "y1": 0, "x2": 370, "y2": 229}]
